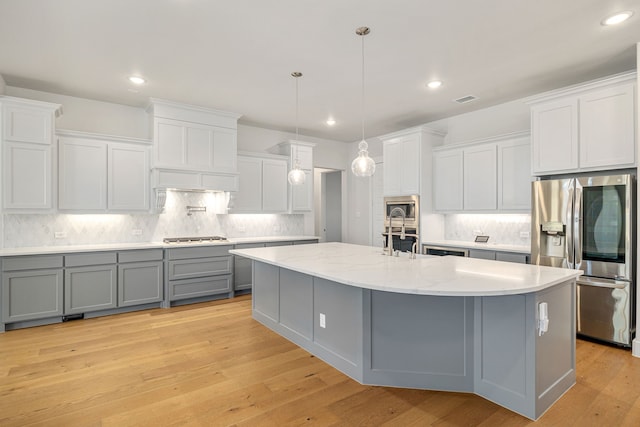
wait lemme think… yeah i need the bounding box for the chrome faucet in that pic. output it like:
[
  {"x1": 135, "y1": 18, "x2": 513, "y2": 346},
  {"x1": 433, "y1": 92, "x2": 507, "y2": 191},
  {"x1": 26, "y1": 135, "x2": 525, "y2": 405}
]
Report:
[
  {"x1": 410, "y1": 242, "x2": 418, "y2": 259},
  {"x1": 386, "y1": 207, "x2": 406, "y2": 256}
]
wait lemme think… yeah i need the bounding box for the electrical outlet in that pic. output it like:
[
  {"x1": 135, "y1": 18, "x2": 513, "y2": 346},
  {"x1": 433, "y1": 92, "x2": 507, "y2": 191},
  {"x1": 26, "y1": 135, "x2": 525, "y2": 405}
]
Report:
[
  {"x1": 520, "y1": 231, "x2": 530, "y2": 238},
  {"x1": 54, "y1": 231, "x2": 67, "y2": 239},
  {"x1": 237, "y1": 226, "x2": 246, "y2": 233},
  {"x1": 132, "y1": 229, "x2": 143, "y2": 236},
  {"x1": 319, "y1": 313, "x2": 326, "y2": 328}
]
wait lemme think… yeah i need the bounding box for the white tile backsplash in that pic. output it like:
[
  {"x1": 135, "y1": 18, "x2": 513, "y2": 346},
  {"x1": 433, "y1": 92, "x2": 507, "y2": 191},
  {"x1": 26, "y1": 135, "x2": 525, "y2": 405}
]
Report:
[
  {"x1": 444, "y1": 213, "x2": 531, "y2": 246},
  {"x1": 2, "y1": 191, "x2": 304, "y2": 248}
]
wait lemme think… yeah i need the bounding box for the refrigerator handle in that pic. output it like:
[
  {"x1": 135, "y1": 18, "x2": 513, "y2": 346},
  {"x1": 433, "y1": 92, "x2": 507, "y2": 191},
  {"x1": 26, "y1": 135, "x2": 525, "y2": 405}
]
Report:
[
  {"x1": 566, "y1": 183, "x2": 574, "y2": 268},
  {"x1": 573, "y1": 183, "x2": 582, "y2": 269}
]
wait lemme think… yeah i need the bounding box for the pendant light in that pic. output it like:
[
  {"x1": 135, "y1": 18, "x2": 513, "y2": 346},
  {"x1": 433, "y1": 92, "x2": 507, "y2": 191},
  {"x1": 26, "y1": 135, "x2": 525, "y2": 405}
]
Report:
[
  {"x1": 351, "y1": 26, "x2": 376, "y2": 177},
  {"x1": 288, "y1": 71, "x2": 306, "y2": 185}
]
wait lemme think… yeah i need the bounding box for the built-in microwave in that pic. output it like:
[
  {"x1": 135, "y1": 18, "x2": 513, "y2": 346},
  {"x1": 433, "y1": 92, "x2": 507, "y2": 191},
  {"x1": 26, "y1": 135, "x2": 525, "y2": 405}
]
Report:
[{"x1": 384, "y1": 195, "x2": 419, "y2": 230}]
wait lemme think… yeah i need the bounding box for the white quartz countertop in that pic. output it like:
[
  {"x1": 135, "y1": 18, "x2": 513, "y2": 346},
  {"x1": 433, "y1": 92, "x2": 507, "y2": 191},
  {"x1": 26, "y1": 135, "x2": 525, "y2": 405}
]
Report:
[
  {"x1": 0, "y1": 236, "x2": 319, "y2": 257},
  {"x1": 230, "y1": 242, "x2": 581, "y2": 296},
  {"x1": 422, "y1": 240, "x2": 530, "y2": 254}
]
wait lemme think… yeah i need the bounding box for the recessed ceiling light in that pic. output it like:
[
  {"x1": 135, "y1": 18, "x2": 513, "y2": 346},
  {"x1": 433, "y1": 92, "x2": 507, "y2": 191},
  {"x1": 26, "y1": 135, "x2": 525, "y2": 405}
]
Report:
[
  {"x1": 326, "y1": 118, "x2": 336, "y2": 126},
  {"x1": 427, "y1": 80, "x2": 443, "y2": 89},
  {"x1": 601, "y1": 11, "x2": 634, "y2": 26},
  {"x1": 128, "y1": 76, "x2": 146, "y2": 85}
]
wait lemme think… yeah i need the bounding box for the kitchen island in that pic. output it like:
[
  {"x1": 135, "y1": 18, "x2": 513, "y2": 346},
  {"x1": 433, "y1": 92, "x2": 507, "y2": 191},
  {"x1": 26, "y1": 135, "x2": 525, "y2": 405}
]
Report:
[{"x1": 230, "y1": 242, "x2": 583, "y2": 420}]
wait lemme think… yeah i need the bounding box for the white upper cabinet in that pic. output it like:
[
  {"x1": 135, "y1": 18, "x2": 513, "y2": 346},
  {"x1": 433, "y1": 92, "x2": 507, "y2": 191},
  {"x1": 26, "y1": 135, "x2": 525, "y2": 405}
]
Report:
[
  {"x1": 232, "y1": 154, "x2": 288, "y2": 213},
  {"x1": 498, "y1": 137, "x2": 531, "y2": 210},
  {"x1": 108, "y1": 143, "x2": 150, "y2": 211},
  {"x1": 147, "y1": 99, "x2": 240, "y2": 186},
  {"x1": 433, "y1": 133, "x2": 531, "y2": 213},
  {"x1": 433, "y1": 149, "x2": 463, "y2": 211},
  {"x1": 531, "y1": 98, "x2": 579, "y2": 174},
  {"x1": 383, "y1": 133, "x2": 420, "y2": 196},
  {"x1": 1, "y1": 97, "x2": 61, "y2": 212},
  {"x1": 58, "y1": 131, "x2": 151, "y2": 212},
  {"x1": 269, "y1": 141, "x2": 315, "y2": 212},
  {"x1": 528, "y1": 72, "x2": 636, "y2": 175},
  {"x1": 59, "y1": 137, "x2": 108, "y2": 211},
  {"x1": 463, "y1": 144, "x2": 497, "y2": 211},
  {"x1": 579, "y1": 83, "x2": 635, "y2": 169}
]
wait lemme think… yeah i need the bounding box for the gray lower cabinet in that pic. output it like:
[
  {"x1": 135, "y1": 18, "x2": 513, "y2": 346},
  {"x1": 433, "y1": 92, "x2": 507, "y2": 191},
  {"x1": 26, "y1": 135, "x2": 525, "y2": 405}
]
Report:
[
  {"x1": 233, "y1": 243, "x2": 265, "y2": 291},
  {"x1": 1, "y1": 255, "x2": 64, "y2": 323},
  {"x1": 293, "y1": 239, "x2": 319, "y2": 245},
  {"x1": 118, "y1": 249, "x2": 163, "y2": 307},
  {"x1": 65, "y1": 252, "x2": 118, "y2": 315},
  {"x1": 469, "y1": 249, "x2": 529, "y2": 264},
  {"x1": 166, "y1": 245, "x2": 233, "y2": 301}
]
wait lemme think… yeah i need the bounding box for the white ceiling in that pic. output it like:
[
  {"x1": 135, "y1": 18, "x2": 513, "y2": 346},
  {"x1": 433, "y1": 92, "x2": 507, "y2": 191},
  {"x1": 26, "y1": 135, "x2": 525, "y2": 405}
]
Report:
[{"x1": 1, "y1": 0, "x2": 639, "y2": 142}]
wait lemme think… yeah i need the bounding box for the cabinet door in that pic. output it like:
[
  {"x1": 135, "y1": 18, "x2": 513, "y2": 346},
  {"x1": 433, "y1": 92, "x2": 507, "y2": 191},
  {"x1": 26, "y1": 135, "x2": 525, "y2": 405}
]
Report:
[
  {"x1": 212, "y1": 128, "x2": 238, "y2": 173},
  {"x1": 531, "y1": 98, "x2": 579, "y2": 174},
  {"x1": 58, "y1": 138, "x2": 107, "y2": 210},
  {"x1": 233, "y1": 156, "x2": 262, "y2": 212},
  {"x1": 262, "y1": 159, "x2": 288, "y2": 212},
  {"x1": 2, "y1": 104, "x2": 53, "y2": 145},
  {"x1": 291, "y1": 170, "x2": 313, "y2": 212},
  {"x1": 65, "y1": 265, "x2": 117, "y2": 314},
  {"x1": 118, "y1": 261, "x2": 163, "y2": 306},
  {"x1": 498, "y1": 138, "x2": 531, "y2": 210},
  {"x1": 2, "y1": 142, "x2": 52, "y2": 210},
  {"x1": 155, "y1": 118, "x2": 185, "y2": 168},
  {"x1": 233, "y1": 243, "x2": 265, "y2": 291},
  {"x1": 184, "y1": 124, "x2": 214, "y2": 170},
  {"x1": 464, "y1": 144, "x2": 497, "y2": 210},
  {"x1": 433, "y1": 149, "x2": 463, "y2": 211},
  {"x1": 383, "y1": 140, "x2": 402, "y2": 195},
  {"x1": 400, "y1": 134, "x2": 420, "y2": 195},
  {"x1": 579, "y1": 83, "x2": 636, "y2": 170},
  {"x1": 468, "y1": 249, "x2": 496, "y2": 260},
  {"x1": 108, "y1": 143, "x2": 150, "y2": 211},
  {"x1": 2, "y1": 269, "x2": 63, "y2": 323},
  {"x1": 496, "y1": 252, "x2": 529, "y2": 264}
]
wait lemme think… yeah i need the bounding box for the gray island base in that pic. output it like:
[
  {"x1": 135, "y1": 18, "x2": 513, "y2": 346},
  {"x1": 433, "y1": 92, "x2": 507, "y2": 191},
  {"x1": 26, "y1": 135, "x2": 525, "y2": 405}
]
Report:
[{"x1": 231, "y1": 243, "x2": 581, "y2": 420}]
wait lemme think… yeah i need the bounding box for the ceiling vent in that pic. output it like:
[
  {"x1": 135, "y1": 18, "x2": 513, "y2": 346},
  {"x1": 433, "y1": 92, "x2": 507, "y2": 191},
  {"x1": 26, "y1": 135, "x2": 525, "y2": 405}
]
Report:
[{"x1": 454, "y1": 95, "x2": 477, "y2": 104}]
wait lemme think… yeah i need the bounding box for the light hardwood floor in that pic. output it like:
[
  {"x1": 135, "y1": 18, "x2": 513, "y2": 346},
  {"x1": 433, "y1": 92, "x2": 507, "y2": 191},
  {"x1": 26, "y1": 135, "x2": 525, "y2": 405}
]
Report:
[{"x1": 1, "y1": 295, "x2": 640, "y2": 426}]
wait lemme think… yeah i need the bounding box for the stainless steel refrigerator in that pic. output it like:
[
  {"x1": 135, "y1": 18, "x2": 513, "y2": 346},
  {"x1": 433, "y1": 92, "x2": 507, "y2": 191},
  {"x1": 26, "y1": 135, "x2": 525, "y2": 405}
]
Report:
[{"x1": 531, "y1": 173, "x2": 635, "y2": 346}]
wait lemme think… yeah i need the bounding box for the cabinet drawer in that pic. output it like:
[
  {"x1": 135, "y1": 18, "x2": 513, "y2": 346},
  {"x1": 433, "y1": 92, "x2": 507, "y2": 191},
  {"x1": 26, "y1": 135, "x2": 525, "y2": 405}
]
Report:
[
  {"x1": 468, "y1": 249, "x2": 496, "y2": 260},
  {"x1": 118, "y1": 249, "x2": 163, "y2": 263},
  {"x1": 65, "y1": 252, "x2": 117, "y2": 267},
  {"x1": 2, "y1": 255, "x2": 63, "y2": 271},
  {"x1": 168, "y1": 256, "x2": 231, "y2": 280},
  {"x1": 496, "y1": 252, "x2": 529, "y2": 264},
  {"x1": 234, "y1": 243, "x2": 265, "y2": 251},
  {"x1": 293, "y1": 240, "x2": 318, "y2": 245},
  {"x1": 265, "y1": 241, "x2": 293, "y2": 247},
  {"x1": 169, "y1": 275, "x2": 232, "y2": 301},
  {"x1": 166, "y1": 245, "x2": 232, "y2": 260}
]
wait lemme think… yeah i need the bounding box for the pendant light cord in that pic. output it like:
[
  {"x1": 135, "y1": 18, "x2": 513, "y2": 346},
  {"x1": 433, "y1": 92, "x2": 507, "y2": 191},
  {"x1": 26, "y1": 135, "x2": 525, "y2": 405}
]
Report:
[{"x1": 361, "y1": 32, "x2": 365, "y2": 143}]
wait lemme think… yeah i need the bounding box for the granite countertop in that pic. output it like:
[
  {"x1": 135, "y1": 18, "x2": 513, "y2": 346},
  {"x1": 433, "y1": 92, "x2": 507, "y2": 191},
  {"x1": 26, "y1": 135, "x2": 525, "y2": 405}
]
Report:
[
  {"x1": 422, "y1": 239, "x2": 530, "y2": 254},
  {"x1": 231, "y1": 242, "x2": 581, "y2": 297},
  {"x1": 0, "y1": 236, "x2": 319, "y2": 257}
]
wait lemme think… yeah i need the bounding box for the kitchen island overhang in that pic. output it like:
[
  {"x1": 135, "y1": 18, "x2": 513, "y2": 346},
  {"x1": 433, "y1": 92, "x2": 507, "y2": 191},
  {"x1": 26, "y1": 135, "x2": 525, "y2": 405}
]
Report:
[{"x1": 230, "y1": 242, "x2": 583, "y2": 420}]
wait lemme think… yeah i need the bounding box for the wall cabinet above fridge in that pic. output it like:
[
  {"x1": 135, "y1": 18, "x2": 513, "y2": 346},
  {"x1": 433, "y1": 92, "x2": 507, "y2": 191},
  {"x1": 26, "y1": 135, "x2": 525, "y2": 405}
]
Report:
[{"x1": 527, "y1": 72, "x2": 636, "y2": 176}]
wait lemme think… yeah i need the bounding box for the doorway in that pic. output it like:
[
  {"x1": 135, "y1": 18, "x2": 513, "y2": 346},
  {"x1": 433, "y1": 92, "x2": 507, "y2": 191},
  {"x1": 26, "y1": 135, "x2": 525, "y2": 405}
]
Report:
[{"x1": 314, "y1": 168, "x2": 344, "y2": 242}]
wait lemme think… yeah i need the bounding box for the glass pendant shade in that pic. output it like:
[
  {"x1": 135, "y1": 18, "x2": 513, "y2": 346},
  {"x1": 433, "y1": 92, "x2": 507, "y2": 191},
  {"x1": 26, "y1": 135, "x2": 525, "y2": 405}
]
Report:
[
  {"x1": 351, "y1": 140, "x2": 376, "y2": 177},
  {"x1": 288, "y1": 160, "x2": 306, "y2": 185}
]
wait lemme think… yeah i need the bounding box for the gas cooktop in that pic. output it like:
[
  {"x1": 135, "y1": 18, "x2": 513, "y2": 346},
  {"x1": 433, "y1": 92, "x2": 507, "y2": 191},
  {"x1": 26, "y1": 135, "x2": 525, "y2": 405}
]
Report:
[{"x1": 162, "y1": 236, "x2": 229, "y2": 244}]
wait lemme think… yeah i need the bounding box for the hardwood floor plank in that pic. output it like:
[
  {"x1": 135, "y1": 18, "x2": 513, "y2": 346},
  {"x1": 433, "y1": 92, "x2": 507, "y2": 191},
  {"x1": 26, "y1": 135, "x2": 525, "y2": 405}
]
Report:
[{"x1": 1, "y1": 296, "x2": 640, "y2": 426}]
